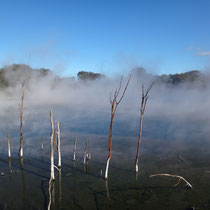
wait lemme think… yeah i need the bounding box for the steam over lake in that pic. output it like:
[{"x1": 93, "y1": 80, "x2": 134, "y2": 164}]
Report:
[{"x1": 0, "y1": 69, "x2": 210, "y2": 209}]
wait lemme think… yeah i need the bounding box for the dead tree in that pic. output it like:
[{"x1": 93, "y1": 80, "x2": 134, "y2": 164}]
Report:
[
  {"x1": 7, "y1": 133, "x2": 11, "y2": 158},
  {"x1": 50, "y1": 110, "x2": 55, "y2": 180},
  {"x1": 73, "y1": 136, "x2": 77, "y2": 161},
  {"x1": 84, "y1": 141, "x2": 88, "y2": 165},
  {"x1": 105, "y1": 75, "x2": 131, "y2": 180},
  {"x1": 84, "y1": 139, "x2": 91, "y2": 165},
  {"x1": 135, "y1": 83, "x2": 153, "y2": 173},
  {"x1": 57, "y1": 122, "x2": 61, "y2": 168},
  {"x1": 53, "y1": 120, "x2": 57, "y2": 151},
  {"x1": 19, "y1": 83, "x2": 24, "y2": 157},
  {"x1": 41, "y1": 137, "x2": 44, "y2": 150}
]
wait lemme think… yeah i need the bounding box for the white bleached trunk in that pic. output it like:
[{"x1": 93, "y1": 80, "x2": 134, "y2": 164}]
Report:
[
  {"x1": 135, "y1": 159, "x2": 139, "y2": 173},
  {"x1": 50, "y1": 110, "x2": 55, "y2": 180},
  {"x1": 7, "y1": 133, "x2": 11, "y2": 158},
  {"x1": 84, "y1": 142, "x2": 88, "y2": 164},
  {"x1": 19, "y1": 147, "x2": 23, "y2": 158},
  {"x1": 57, "y1": 122, "x2": 61, "y2": 168},
  {"x1": 73, "y1": 136, "x2": 77, "y2": 161},
  {"x1": 135, "y1": 115, "x2": 143, "y2": 174},
  {"x1": 105, "y1": 157, "x2": 111, "y2": 180}
]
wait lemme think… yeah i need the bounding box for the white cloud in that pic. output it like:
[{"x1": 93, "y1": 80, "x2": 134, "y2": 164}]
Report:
[{"x1": 198, "y1": 51, "x2": 210, "y2": 56}]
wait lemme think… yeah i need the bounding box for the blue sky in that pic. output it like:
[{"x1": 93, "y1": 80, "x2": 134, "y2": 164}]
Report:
[{"x1": 0, "y1": 0, "x2": 210, "y2": 77}]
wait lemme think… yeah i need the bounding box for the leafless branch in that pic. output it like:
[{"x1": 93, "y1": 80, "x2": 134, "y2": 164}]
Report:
[
  {"x1": 150, "y1": 173, "x2": 193, "y2": 188},
  {"x1": 116, "y1": 75, "x2": 131, "y2": 105}
]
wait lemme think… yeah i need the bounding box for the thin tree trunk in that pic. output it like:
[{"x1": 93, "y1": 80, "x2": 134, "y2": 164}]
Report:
[
  {"x1": 104, "y1": 75, "x2": 131, "y2": 180},
  {"x1": 19, "y1": 83, "x2": 24, "y2": 158},
  {"x1": 135, "y1": 115, "x2": 143, "y2": 173},
  {"x1": 84, "y1": 141, "x2": 88, "y2": 164},
  {"x1": 53, "y1": 120, "x2": 57, "y2": 151},
  {"x1": 41, "y1": 137, "x2": 44, "y2": 150},
  {"x1": 73, "y1": 136, "x2": 77, "y2": 161},
  {"x1": 135, "y1": 83, "x2": 153, "y2": 174},
  {"x1": 57, "y1": 122, "x2": 61, "y2": 168},
  {"x1": 105, "y1": 115, "x2": 113, "y2": 180},
  {"x1": 7, "y1": 133, "x2": 11, "y2": 158},
  {"x1": 50, "y1": 110, "x2": 55, "y2": 180}
]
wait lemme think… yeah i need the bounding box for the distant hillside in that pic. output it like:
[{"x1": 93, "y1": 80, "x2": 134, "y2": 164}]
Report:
[
  {"x1": 157, "y1": 70, "x2": 202, "y2": 85},
  {"x1": 0, "y1": 64, "x2": 207, "y2": 89},
  {"x1": 0, "y1": 64, "x2": 52, "y2": 88},
  {"x1": 132, "y1": 67, "x2": 205, "y2": 86}
]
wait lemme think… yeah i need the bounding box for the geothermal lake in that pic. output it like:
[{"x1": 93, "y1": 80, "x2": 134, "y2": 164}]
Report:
[{"x1": 0, "y1": 107, "x2": 210, "y2": 210}]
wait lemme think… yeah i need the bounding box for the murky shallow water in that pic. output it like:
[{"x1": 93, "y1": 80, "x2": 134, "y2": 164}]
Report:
[{"x1": 0, "y1": 132, "x2": 210, "y2": 210}]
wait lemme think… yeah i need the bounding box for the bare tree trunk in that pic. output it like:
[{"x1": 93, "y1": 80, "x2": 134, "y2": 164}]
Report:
[
  {"x1": 53, "y1": 120, "x2": 57, "y2": 151},
  {"x1": 84, "y1": 141, "x2": 88, "y2": 164},
  {"x1": 73, "y1": 136, "x2": 77, "y2": 161},
  {"x1": 7, "y1": 133, "x2": 11, "y2": 158},
  {"x1": 87, "y1": 139, "x2": 91, "y2": 160},
  {"x1": 105, "y1": 118, "x2": 113, "y2": 179},
  {"x1": 57, "y1": 122, "x2": 61, "y2": 168},
  {"x1": 19, "y1": 83, "x2": 24, "y2": 158},
  {"x1": 41, "y1": 137, "x2": 44, "y2": 150},
  {"x1": 135, "y1": 83, "x2": 153, "y2": 174},
  {"x1": 105, "y1": 75, "x2": 131, "y2": 180},
  {"x1": 84, "y1": 140, "x2": 91, "y2": 165},
  {"x1": 50, "y1": 110, "x2": 55, "y2": 180},
  {"x1": 135, "y1": 115, "x2": 143, "y2": 173}
]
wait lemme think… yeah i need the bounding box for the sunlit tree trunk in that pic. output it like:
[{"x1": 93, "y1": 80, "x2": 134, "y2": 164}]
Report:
[
  {"x1": 7, "y1": 133, "x2": 11, "y2": 158},
  {"x1": 73, "y1": 136, "x2": 77, "y2": 161},
  {"x1": 135, "y1": 83, "x2": 153, "y2": 174},
  {"x1": 84, "y1": 141, "x2": 88, "y2": 164},
  {"x1": 19, "y1": 83, "x2": 24, "y2": 158},
  {"x1": 105, "y1": 75, "x2": 131, "y2": 180},
  {"x1": 50, "y1": 110, "x2": 55, "y2": 180},
  {"x1": 57, "y1": 122, "x2": 61, "y2": 168}
]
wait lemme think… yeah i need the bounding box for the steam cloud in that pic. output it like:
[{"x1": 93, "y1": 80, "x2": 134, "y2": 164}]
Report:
[{"x1": 0, "y1": 65, "x2": 210, "y2": 156}]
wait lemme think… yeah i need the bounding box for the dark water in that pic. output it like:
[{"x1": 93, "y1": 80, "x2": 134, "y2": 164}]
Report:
[
  {"x1": 0, "y1": 131, "x2": 210, "y2": 210},
  {"x1": 0, "y1": 103, "x2": 209, "y2": 210}
]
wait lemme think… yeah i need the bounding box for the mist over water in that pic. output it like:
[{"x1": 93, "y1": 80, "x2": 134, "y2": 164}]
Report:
[
  {"x1": 0, "y1": 66, "x2": 210, "y2": 209},
  {"x1": 0, "y1": 66, "x2": 210, "y2": 139},
  {"x1": 0, "y1": 66, "x2": 209, "y2": 155}
]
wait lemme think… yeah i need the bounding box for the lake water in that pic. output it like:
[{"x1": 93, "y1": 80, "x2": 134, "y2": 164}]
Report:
[
  {"x1": 0, "y1": 98, "x2": 209, "y2": 210},
  {"x1": 0, "y1": 116, "x2": 210, "y2": 210}
]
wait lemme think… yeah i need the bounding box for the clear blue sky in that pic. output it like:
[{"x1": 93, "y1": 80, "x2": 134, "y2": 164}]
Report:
[{"x1": 0, "y1": 0, "x2": 210, "y2": 76}]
